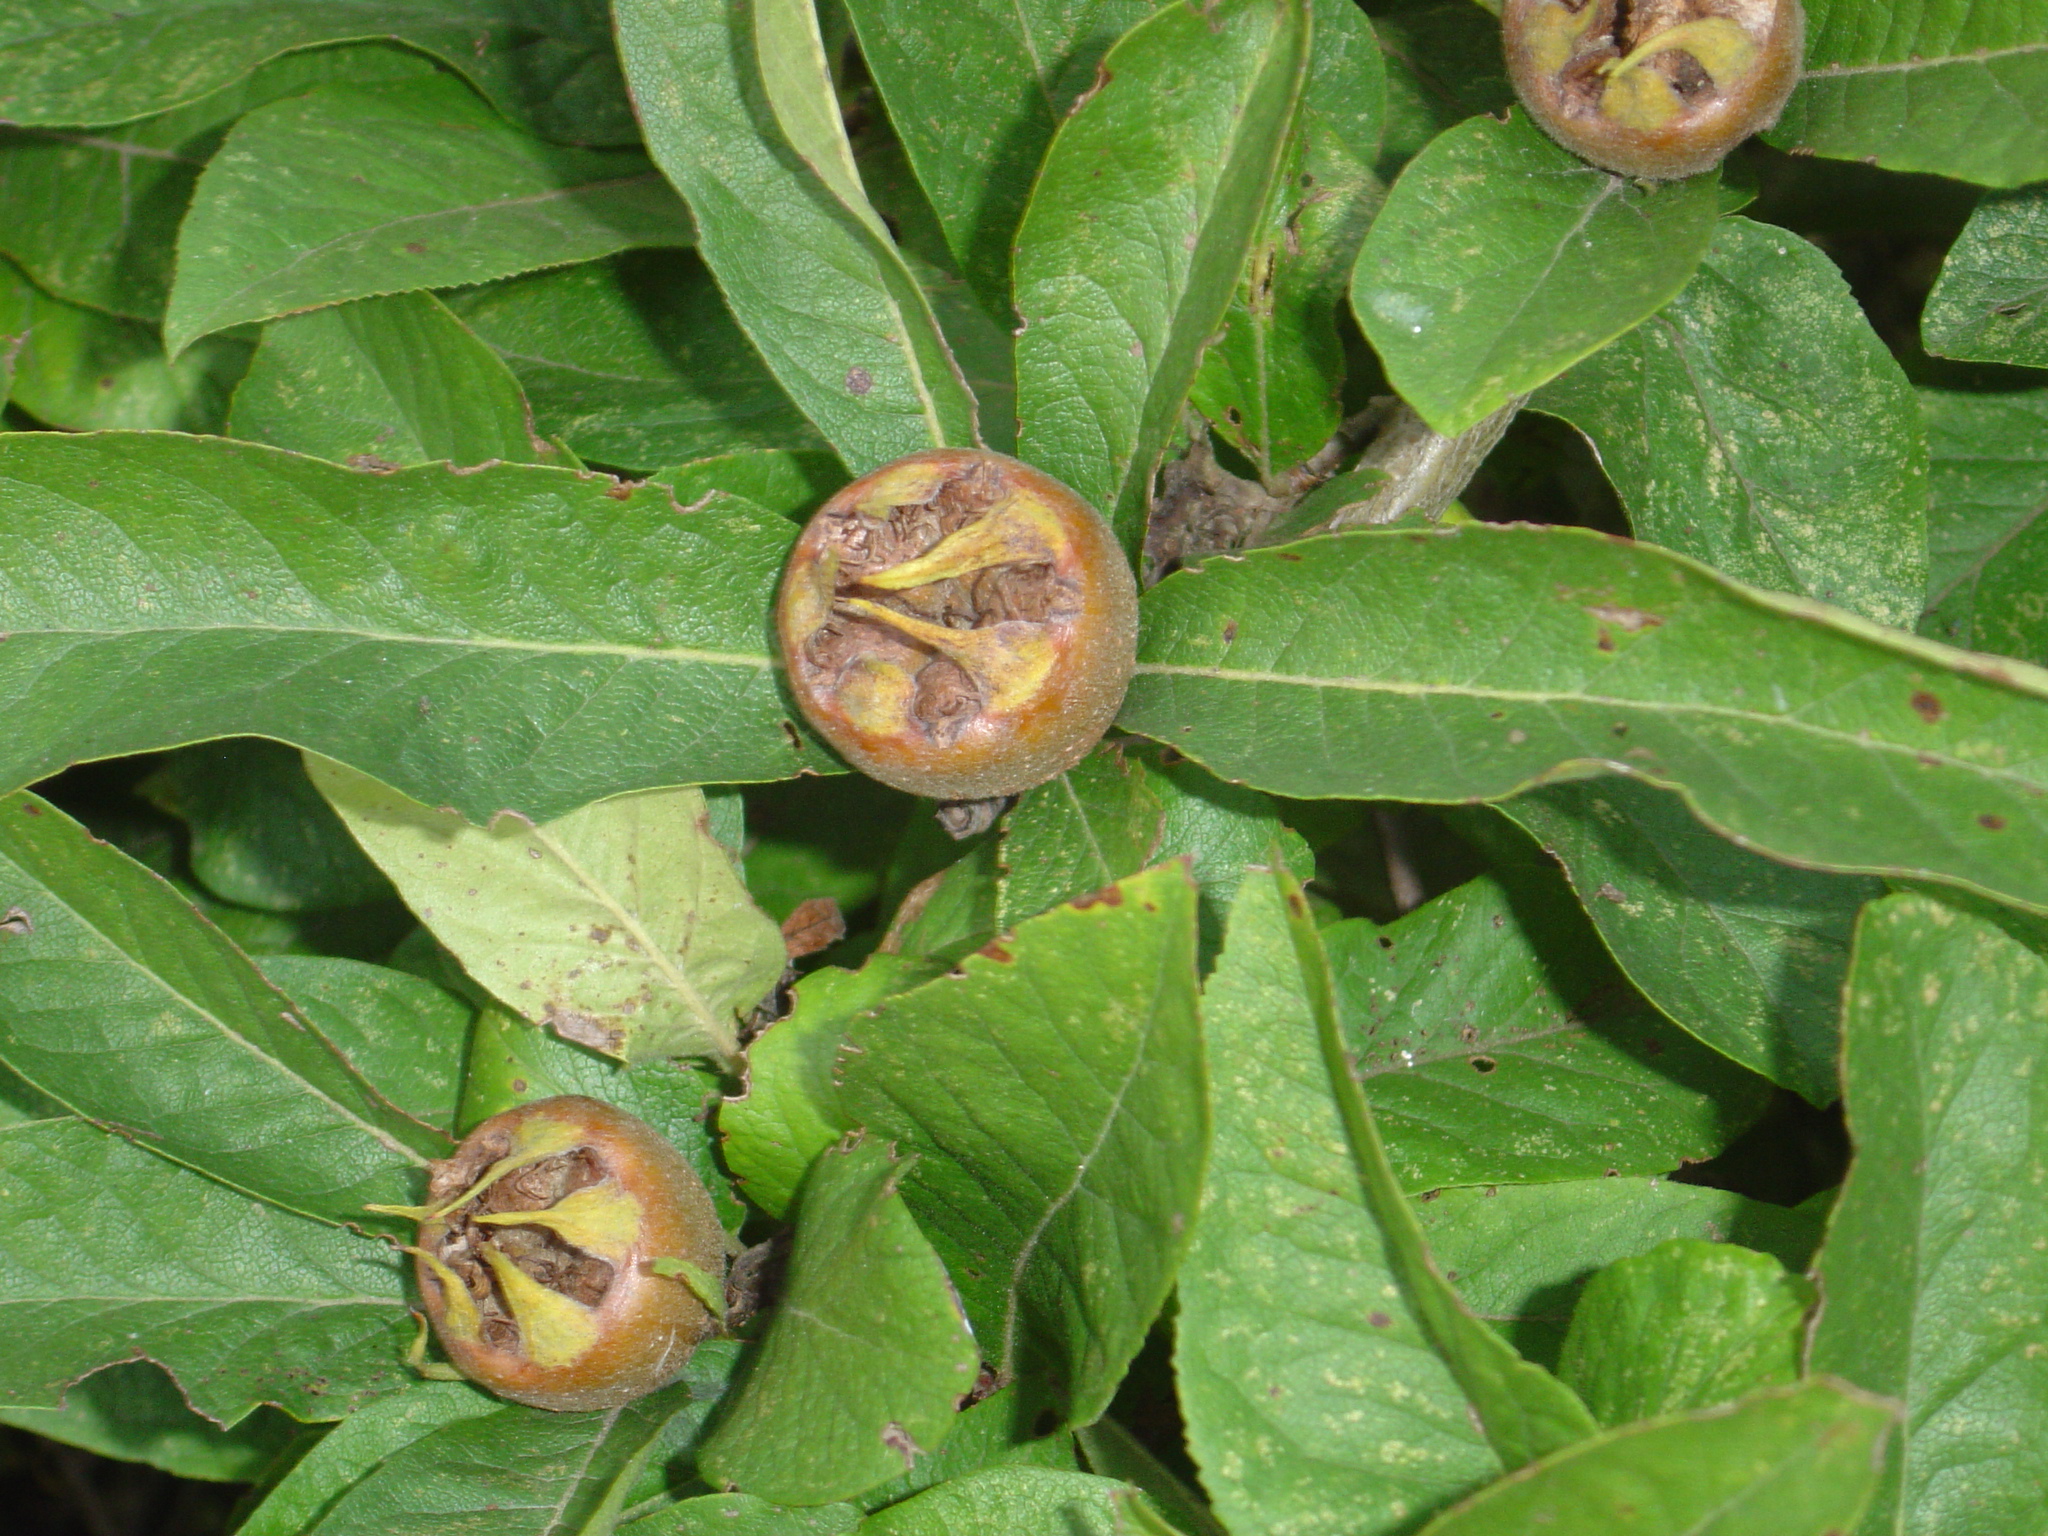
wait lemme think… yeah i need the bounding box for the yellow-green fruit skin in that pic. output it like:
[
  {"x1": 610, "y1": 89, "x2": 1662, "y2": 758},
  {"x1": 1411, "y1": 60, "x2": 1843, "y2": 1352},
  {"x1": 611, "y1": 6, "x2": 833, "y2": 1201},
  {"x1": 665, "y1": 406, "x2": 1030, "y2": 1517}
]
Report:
[
  {"x1": 1504, "y1": 0, "x2": 1804, "y2": 181},
  {"x1": 414, "y1": 1096, "x2": 725, "y2": 1412},
  {"x1": 777, "y1": 448, "x2": 1139, "y2": 801}
]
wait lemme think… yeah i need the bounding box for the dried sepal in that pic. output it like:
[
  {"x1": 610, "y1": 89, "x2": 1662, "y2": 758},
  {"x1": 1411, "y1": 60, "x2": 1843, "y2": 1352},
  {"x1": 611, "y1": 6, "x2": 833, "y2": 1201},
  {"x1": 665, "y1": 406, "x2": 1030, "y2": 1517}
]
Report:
[
  {"x1": 1504, "y1": 0, "x2": 1804, "y2": 180},
  {"x1": 776, "y1": 449, "x2": 1139, "y2": 800},
  {"x1": 405, "y1": 1096, "x2": 726, "y2": 1411}
]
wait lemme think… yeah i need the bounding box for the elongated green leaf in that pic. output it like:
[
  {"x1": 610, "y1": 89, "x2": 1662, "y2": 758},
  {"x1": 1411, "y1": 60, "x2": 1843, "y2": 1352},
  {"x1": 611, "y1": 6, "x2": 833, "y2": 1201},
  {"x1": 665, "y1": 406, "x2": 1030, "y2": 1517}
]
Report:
[
  {"x1": 843, "y1": 0, "x2": 1162, "y2": 315},
  {"x1": 626, "y1": 1496, "x2": 860, "y2": 1536},
  {"x1": 1769, "y1": 1, "x2": 2048, "y2": 188},
  {"x1": 165, "y1": 75, "x2": 691, "y2": 353},
  {"x1": 1119, "y1": 523, "x2": 2048, "y2": 917},
  {"x1": 0, "y1": 1118, "x2": 411, "y2": 1423},
  {"x1": 236, "y1": 1382, "x2": 502, "y2": 1536},
  {"x1": 0, "y1": 0, "x2": 637, "y2": 144},
  {"x1": 721, "y1": 956, "x2": 938, "y2": 1219},
  {"x1": 0, "y1": 46, "x2": 439, "y2": 322},
  {"x1": 1413, "y1": 1381, "x2": 1894, "y2": 1536},
  {"x1": 997, "y1": 741, "x2": 1307, "y2": 958},
  {"x1": 258, "y1": 956, "x2": 471, "y2": 1137},
  {"x1": 859, "y1": 1468, "x2": 1137, "y2": 1536},
  {"x1": 837, "y1": 864, "x2": 1205, "y2": 1430},
  {"x1": 139, "y1": 739, "x2": 396, "y2": 913},
  {"x1": 654, "y1": 451, "x2": 843, "y2": 522},
  {"x1": 1419, "y1": 1178, "x2": 1827, "y2": 1371},
  {"x1": 311, "y1": 763, "x2": 784, "y2": 1067},
  {"x1": 1192, "y1": 0, "x2": 1386, "y2": 481},
  {"x1": 295, "y1": 1368, "x2": 733, "y2": 1536},
  {"x1": 1072, "y1": 1420, "x2": 1226, "y2": 1536},
  {"x1": 1923, "y1": 186, "x2": 2048, "y2": 368},
  {"x1": 1537, "y1": 217, "x2": 1928, "y2": 629},
  {"x1": 1014, "y1": 0, "x2": 1312, "y2": 554},
  {"x1": 1329, "y1": 875, "x2": 1765, "y2": 1188},
  {"x1": 1283, "y1": 862, "x2": 1602, "y2": 1467},
  {"x1": 1558, "y1": 1240, "x2": 1812, "y2": 1427},
  {"x1": 1919, "y1": 386, "x2": 2048, "y2": 662},
  {"x1": 1177, "y1": 866, "x2": 1497, "y2": 1536},
  {"x1": 0, "y1": 433, "x2": 818, "y2": 823},
  {"x1": 616, "y1": 0, "x2": 980, "y2": 471},
  {"x1": 0, "y1": 792, "x2": 439, "y2": 1225},
  {"x1": 1, "y1": 259, "x2": 247, "y2": 432},
  {"x1": 447, "y1": 254, "x2": 826, "y2": 473},
  {"x1": 1810, "y1": 893, "x2": 2048, "y2": 1534},
  {"x1": 0, "y1": 1359, "x2": 302, "y2": 1482},
  {"x1": 1353, "y1": 110, "x2": 1719, "y2": 438},
  {"x1": 700, "y1": 1138, "x2": 979, "y2": 1505},
  {"x1": 1495, "y1": 780, "x2": 1879, "y2": 1106},
  {"x1": 230, "y1": 292, "x2": 548, "y2": 468}
]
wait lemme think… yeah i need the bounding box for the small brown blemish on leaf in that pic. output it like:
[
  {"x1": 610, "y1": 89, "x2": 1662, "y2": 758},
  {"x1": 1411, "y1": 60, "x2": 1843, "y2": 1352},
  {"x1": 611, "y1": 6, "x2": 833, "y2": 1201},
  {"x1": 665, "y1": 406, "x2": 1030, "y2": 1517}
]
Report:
[
  {"x1": 604, "y1": 482, "x2": 633, "y2": 502},
  {"x1": 976, "y1": 941, "x2": 1015, "y2": 963},
  {"x1": 404, "y1": 241, "x2": 427, "y2": 255},
  {"x1": 1981, "y1": 814, "x2": 2008, "y2": 831},
  {"x1": 0, "y1": 907, "x2": 31, "y2": 935},
  {"x1": 782, "y1": 897, "x2": 846, "y2": 959},
  {"x1": 1070, "y1": 885, "x2": 1125, "y2": 909},
  {"x1": 510, "y1": 1078, "x2": 527, "y2": 1094},
  {"x1": 780, "y1": 720, "x2": 804, "y2": 751},
  {"x1": 1469, "y1": 1056, "x2": 1497, "y2": 1074},
  {"x1": 1910, "y1": 691, "x2": 1945, "y2": 723},
  {"x1": 1595, "y1": 882, "x2": 1626, "y2": 902},
  {"x1": 20, "y1": 804, "x2": 40, "y2": 816},
  {"x1": 589, "y1": 926, "x2": 614, "y2": 944},
  {"x1": 880, "y1": 1422, "x2": 922, "y2": 1470},
  {"x1": 1274, "y1": 551, "x2": 1303, "y2": 563},
  {"x1": 1596, "y1": 628, "x2": 1616, "y2": 652},
  {"x1": 1586, "y1": 605, "x2": 1662, "y2": 632},
  {"x1": 1368, "y1": 1311, "x2": 1393, "y2": 1327},
  {"x1": 1222, "y1": 621, "x2": 1238, "y2": 643},
  {"x1": 845, "y1": 366, "x2": 874, "y2": 396}
]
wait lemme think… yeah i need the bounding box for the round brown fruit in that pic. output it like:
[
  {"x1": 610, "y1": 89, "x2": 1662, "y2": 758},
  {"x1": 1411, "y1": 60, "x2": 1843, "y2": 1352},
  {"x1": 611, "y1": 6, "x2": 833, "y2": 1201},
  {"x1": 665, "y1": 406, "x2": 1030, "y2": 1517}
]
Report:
[
  {"x1": 409, "y1": 1096, "x2": 726, "y2": 1411},
  {"x1": 1504, "y1": 0, "x2": 1803, "y2": 180},
  {"x1": 776, "y1": 449, "x2": 1139, "y2": 801}
]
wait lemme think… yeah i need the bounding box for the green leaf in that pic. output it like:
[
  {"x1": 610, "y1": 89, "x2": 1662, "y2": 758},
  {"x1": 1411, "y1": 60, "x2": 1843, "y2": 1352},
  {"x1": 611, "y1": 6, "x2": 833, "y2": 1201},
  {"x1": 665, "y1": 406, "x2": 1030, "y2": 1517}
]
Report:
[
  {"x1": 236, "y1": 1381, "x2": 502, "y2": 1536},
  {"x1": 1176, "y1": 863, "x2": 1497, "y2": 1536},
  {"x1": 836, "y1": 863, "x2": 1205, "y2": 1430},
  {"x1": 843, "y1": 0, "x2": 1162, "y2": 316},
  {"x1": 258, "y1": 956, "x2": 472, "y2": 1138},
  {"x1": 1372, "y1": 2, "x2": 1514, "y2": 178},
  {"x1": 1536, "y1": 217, "x2": 1929, "y2": 629},
  {"x1": 1281, "y1": 861, "x2": 1602, "y2": 1467},
  {"x1": 615, "y1": 0, "x2": 981, "y2": 472},
  {"x1": 0, "y1": 1359, "x2": 302, "y2": 1482},
  {"x1": 165, "y1": 74, "x2": 693, "y2": 353},
  {"x1": 1558, "y1": 1240, "x2": 1812, "y2": 1427},
  {"x1": 1919, "y1": 386, "x2": 2048, "y2": 662},
  {"x1": 1191, "y1": 0, "x2": 1386, "y2": 481},
  {"x1": 1119, "y1": 523, "x2": 2048, "y2": 918},
  {"x1": 997, "y1": 742, "x2": 1308, "y2": 960},
  {"x1": 1769, "y1": 1, "x2": 2048, "y2": 188},
  {"x1": 285, "y1": 1371, "x2": 732, "y2": 1536},
  {"x1": 1493, "y1": 780, "x2": 1879, "y2": 1107},
  {"x1": 460, "y1": 1004, "x2": 744, "y2": 1233},
  {"x1": 229, "y1": 292, "x2": 549, "y2": 468},
  {"x1": 722, "y1": 956, "x2": 938, "y2": 1219},
  {"x1": 654, "y1": 451, "x2": 845, "y2": 522},
  {"x1": 858, "y1": 1468, "x2": 1139, "y2": 1536},
  {"x1": 1923, "y1": 185, "x2": 2048, "y2": 369},
  {"x1": 699, "y1": 1138, "x2": 980, "y2": 1505},
  {"x1": 1073, "y1": 1418, "x2": 1227, "y2": 1536},
  {"x1": 0, "y1": 791, "x2": 440, "y2": 1226},
  {"x1": 850, "y1": 1388, "x2": 1079, "y2": 1513},
  {"x1": 0, "y1": 1117, "x2": 410, "y2": 1423},
  {"x1": 0, "y1": 1, "x2": 639, "y2": 145},
  {"x1": 310, "y1": 762, "x2": 785, "y2": 1068},
  {"x1": 0, "y1": 433, "x2": 817, "y2": 822},
  {"x1": 1352, "y1": 110, "x2": 1719, "y2": 437},
  {"x1": 447, "y1": 254, "x2": 827, "y2": 474},
  {"x1": 1418, "y1": 1177, "x2": 1827, "y2": 1372},
  {"x1": 1, "y1": 258, "x2": 247, "y2": 432},
  {"x1": 1809, "y1": 893, "x2": 2048, "y2": 1534},
  {"x1": 1327, "y1": 875, "x2": 1767, "y2": 1188},
  {"x1": 139, "y1": 739, "x2": 395, "y2": 913},
  {"x1": 0, "y1": 45, "x2": 440, "y2": 322},
  {"x1": 1013, "y1": 0, "x2": 1312, "y2": 555},
  {"x1": 1411, "y1": 1380, "x2": 1894, "y2": 1536},
  {"x1": 624, "y1": 1496, "x2": 861, "y2": 1536}
]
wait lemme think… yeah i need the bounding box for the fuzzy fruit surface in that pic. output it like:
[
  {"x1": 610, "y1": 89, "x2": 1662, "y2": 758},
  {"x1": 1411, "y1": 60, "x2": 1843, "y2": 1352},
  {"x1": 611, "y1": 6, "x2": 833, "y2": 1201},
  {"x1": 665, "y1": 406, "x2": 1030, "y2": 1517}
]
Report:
[
  {"x1": 412, "y1": 1096, "x2": 725, "y2": 1411},
  {"x1": 777, "y1": 448, "x2": 1139, "y2": 800},
  {"x1": 1504, "y1": 0, "x2": 1803, "y2": 180}
]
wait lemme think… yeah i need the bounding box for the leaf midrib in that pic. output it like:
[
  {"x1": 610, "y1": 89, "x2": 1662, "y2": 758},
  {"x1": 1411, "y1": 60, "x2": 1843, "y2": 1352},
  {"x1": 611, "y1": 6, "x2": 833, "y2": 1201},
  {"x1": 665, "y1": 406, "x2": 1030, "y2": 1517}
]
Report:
[{"x1": 9, "y1": 623, "x2": 771, "y2": 670}]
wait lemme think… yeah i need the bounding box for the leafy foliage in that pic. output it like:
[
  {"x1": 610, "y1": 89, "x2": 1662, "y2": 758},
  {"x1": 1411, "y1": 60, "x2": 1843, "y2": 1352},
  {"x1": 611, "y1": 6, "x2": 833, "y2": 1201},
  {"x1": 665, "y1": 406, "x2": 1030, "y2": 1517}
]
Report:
[{"x1": 0, "y1": 0, "x2": 2044, "y2": 1532}]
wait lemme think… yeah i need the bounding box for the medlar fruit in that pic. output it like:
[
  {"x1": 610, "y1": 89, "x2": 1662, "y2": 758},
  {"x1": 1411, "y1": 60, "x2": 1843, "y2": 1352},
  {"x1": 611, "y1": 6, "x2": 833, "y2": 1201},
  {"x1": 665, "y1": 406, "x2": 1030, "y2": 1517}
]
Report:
[
  {"x1": 775, "y1": 448, "x2": 1138, "y2": 800},
  {"x1": 1504, "y1": 0, "x2": 1804, "y2": 180},
  {"x1": 404, "y1": 1096, "x2": 725, "y2": 1411}
]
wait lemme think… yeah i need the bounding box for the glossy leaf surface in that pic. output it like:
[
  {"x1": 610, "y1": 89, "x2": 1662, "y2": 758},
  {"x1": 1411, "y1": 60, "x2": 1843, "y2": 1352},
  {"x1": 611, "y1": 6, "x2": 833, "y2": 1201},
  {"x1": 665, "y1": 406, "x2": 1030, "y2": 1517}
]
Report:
[
  {"x1": 1919, "y1": 386, "x2": 2048, "y2": 664},
  {"x1": 1923, "y1": 185, "x2": 2048, "y2": 369}
]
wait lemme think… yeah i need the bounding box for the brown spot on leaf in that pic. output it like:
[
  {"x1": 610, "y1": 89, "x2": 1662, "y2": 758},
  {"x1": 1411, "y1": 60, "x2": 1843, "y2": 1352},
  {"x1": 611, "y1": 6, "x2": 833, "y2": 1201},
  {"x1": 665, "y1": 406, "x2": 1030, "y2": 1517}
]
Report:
[
  {"x1": 1585, "y1": 605, "x2": 1662, "y2": 632},
  {"x1": 1910, "y1": 691, "x2": 1944, "y2": 723},
  {"x1": 976, "y1": 941, "x2": 1015, "y2": 963},
  {"x1": 19, "y1": 804, "x2": 39, "y2": 816},
  {"x1": 880, "y1": 1421, "x2": 922, "y2": 1469},
  {"x1": 780, "y1": 719, "x2": 804, "y2": 751},
  {"x1": 1368, "y1": 1311, "x2": 1392, "y2": 1327},
  {"x1": 1981, "y1": 814, "x2": 2008, "y2": 831},
  {"x1": 844, "y1": 366, "x2": 873, "y2": 396},
  {"x1": 1222, "y1": 621, "x2": 1238, "y2": 643},
  {"x1": 589, "y1": 925, "x2": 614, "y2": 944},
  {"x1": 1070, "y1": 885, "x2": 1125, "y2": 909},
  {"x1": 404, "y1": 241, "x2": 427, "y2": 255},
  {"x1": 1469, "y1": 1056, "x2": 1496, "y2": 1074},
  {"x1": 1596, "y1": 628, "x2": 1616, "y2": 652}
]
